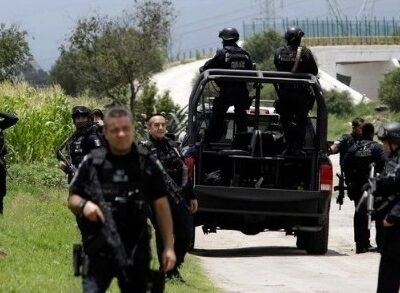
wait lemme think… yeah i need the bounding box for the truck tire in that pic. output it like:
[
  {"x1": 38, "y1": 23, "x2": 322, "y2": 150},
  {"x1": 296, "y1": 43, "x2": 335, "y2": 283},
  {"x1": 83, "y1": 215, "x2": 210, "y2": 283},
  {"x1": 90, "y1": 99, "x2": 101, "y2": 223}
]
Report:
[
  {"x1": 188, "y1": 225, "x2": 196, "y2": 252},
  {"x1": 296, "y1": 232, "x2": 309, "y2": 250},
  {"x1": 305, "y1": 217, "x2": 329, "y2": 255}
]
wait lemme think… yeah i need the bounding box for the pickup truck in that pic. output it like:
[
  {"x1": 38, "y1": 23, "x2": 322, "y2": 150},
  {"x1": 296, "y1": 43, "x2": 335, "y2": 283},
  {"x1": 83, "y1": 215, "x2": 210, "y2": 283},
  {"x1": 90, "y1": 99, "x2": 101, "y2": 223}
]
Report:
[{"x1": 181, "y1": 69, "x2": 333, "y2": 255}]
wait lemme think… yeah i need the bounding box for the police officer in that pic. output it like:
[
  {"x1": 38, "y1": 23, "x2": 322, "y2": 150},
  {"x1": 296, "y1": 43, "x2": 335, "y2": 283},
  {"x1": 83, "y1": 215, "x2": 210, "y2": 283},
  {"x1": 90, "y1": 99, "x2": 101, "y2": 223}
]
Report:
[
  {"x1": 68, "y1": 107, "x2": 176, "y2": 292},
  {"x1": 330, "y1": 117, "x2": 365, "y2": 166},
  {"x1": 0, "y1": 112, "x2": 18, "y2": 214},
  {"x1": 274, "y1": 26, "x2": 318, "y2": 155},
  {"x1": 200, "y1": 27, "x2": 253, "y2": 143},
  {"x1": 371, "y1": 122, "x2": 400, "y2": 292},
  {"x1": 342, "y1": 123, "x2": 386, "y2": 253},
  {"x1": 58, "y1": 106, "x2": 103, "y2": 182},
  {"x1": 92, "y1": 108, "x2": 104, "y2": 131},
  {"x1": 138, "y1": 114, "x2": 198, "y2": 281}
]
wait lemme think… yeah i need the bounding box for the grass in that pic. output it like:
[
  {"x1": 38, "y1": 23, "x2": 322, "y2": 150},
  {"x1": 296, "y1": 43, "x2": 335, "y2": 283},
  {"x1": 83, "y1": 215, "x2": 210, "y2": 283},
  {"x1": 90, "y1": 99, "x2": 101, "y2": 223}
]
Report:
[{"x1": 0, "y1": 163, "x2": 219, "y2": 293}]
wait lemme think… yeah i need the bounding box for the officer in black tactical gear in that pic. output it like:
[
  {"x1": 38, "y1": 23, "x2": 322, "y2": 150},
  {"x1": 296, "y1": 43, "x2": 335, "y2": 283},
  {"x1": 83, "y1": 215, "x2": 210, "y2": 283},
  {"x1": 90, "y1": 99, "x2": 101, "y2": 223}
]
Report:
[
  {"x1": 200, "y1": 27, "x2": 254, "y2": 143},
  {"x1": 58, "y1": 106, "x2": 103, "y2": 182},
  {"x1": 0, "y1": 112, "x2": 18, "y2": 214},
  {"x1": 330, "y1": 117, "x2": 365, "y2": 166},
  {"x1": 342, "y1": 123, "x2": 386, "y2": 254},
  {"x1": 138, "y1": 114, "x2": 198, "y2": 282},
  {"x1": 68, "y1": 107, "x2": 176, "y2": 292},
  {"x1": 274, "y1": 26, "x2": 318, "y2": 155},
  {"x1": 92, "y1": 108, "x2": 104, "y2": 132},
  {"x1": 369, "y1": 122, "x2": 400, "y2": 292}
]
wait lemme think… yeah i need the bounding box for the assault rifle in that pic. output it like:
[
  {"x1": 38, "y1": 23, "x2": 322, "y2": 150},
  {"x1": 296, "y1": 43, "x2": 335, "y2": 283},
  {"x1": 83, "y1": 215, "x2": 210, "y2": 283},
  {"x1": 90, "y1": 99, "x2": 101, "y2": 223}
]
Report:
[
  {"x1": 57, "y1": 149, "x2": 76, "y2": 176},
  {"x1": 334, "y1": 172, "x2": 347, "y2": 210},
  {"x1": 356, "y1": 163, "x2": 376, "y2": 230},
  {"x1": 89, "y1": 168, "x2": 131, "y2": 281},
  {"x1": 154, "y1": 159, "x2": 184, "y2": 204},
  {"x1": 83, "y1": 157, "x2": 164, "y2": 292}
]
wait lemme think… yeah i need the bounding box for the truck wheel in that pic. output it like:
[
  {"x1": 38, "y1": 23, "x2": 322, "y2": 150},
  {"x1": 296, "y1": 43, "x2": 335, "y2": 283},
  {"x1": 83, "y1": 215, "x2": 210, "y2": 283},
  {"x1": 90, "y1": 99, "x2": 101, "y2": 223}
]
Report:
[
  {"x1": 188, "y1": 225, "x2": 196, "y2": 252},
  {"x1": 296, "y1": 232, "x2": 309, "y2": 250},
  {"x1": 305, "y1": 217, "x2": 329, "y2": 255}
]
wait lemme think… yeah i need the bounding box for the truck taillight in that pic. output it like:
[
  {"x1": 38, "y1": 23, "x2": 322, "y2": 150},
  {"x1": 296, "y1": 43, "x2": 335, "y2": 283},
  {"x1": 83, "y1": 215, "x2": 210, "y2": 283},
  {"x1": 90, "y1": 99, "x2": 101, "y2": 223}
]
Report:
[{"x1": 319, "y1": 163, "x2": 333, "y2": 192}]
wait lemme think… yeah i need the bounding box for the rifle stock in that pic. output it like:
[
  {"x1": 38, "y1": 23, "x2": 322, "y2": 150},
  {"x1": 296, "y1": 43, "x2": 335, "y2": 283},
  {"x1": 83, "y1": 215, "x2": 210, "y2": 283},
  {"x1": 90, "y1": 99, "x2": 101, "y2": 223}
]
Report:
[{"x1": 57, "y1": 150, "x2": 76, "y2": 176}]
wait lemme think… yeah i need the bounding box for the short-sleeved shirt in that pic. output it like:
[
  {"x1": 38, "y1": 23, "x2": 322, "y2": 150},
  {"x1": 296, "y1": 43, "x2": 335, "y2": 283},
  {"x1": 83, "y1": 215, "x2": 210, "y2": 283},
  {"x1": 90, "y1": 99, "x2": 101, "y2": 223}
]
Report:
[
  {"x1": 69, "y1": 144, "x2": 167, "y2": 250},
  {"x1": 70, "y1": 145, "x2": 166, "y2": 202},
  {"x1": 334, "y1": 133, "x2": 357, "y2": 166}
]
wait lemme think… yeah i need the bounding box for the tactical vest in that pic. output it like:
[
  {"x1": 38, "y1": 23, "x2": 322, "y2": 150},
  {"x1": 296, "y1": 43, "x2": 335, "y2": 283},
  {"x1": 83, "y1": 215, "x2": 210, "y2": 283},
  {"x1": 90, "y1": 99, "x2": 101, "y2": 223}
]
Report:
[
  {"x1": 222, "y1": 46, "x2": 252, "y2": 70},
  {"x1": 345, "y1": 140, "x2": 374, "y2": 184},
  {"x1": 141, "y1": 139, "x2": 188, "y2": 188},
  {"x1": 69, "y1": 126, "x2": 102, "y2": 167},
  {"x1": 79, "y1": 149, "x2": 149, "y2": 253},
  {"x1": 374, "y1": 151, "x2": 400, "y2": 218}
]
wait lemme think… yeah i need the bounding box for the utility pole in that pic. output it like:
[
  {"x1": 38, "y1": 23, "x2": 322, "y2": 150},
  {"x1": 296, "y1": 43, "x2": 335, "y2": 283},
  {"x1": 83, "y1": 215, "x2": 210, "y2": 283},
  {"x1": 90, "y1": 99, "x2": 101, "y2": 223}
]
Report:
[{"x1": 357, "y1": 0, "x2": 376, "y2": 20}]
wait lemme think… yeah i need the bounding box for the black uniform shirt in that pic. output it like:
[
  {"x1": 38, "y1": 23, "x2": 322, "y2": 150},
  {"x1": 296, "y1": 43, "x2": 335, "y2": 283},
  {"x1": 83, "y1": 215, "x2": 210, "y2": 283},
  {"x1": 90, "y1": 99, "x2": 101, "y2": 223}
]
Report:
[
  {"x1": 375, "y1": 148, "x2": 400, "y2": 223},
  {"x1": 274, "y1": 45, "x2": 318, "y2": 75},
  {"x1": 0, "y1": 112, "x2": 18, "y2": 157},
  {"x1": 200, "y1": 44, "x2": 253, "y2": 95},
  {"x1": 68, "y1": 127, "x2": 103, "y2": 168},
  {"x1": 138, "y1": 137, "x2": 195, "y2": 200},
  {"x1": 335, "y1": 133, "x2": 358, "y2": 166},
  {"x1": 70, "y1": 144, "x2": 167, "y2": 250},
  {"x1": 342, "y1": 139, "x2": 386, "y2": 187},
  {"x1": 70, "y1": 144, "x2": 166, "y2": 202}
]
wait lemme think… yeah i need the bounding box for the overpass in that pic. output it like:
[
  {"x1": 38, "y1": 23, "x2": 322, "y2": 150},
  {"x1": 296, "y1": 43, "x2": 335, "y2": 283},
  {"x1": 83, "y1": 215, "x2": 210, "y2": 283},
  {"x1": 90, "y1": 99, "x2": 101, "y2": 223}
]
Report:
[
  {"x1": 153, "y1": 45, "x2": 400, "y2": 107},
  {"x1": 311, "y1": 45, "x2": 400, "y2": 101}
]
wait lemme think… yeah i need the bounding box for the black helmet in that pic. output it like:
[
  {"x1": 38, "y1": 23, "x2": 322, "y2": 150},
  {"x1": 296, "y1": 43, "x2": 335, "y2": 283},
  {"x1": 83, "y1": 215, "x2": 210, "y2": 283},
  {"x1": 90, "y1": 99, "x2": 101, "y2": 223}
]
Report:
[
  {"x1": 285, "y1": 26, "x2": 304, "y2": 45},
  {"x1": 376, "y1": 122, "x2": 400, "y2": 144},
  {"x1": 92, "y1": 108, "x2": 104, "y2": 119},
  {"x1": 218, "y1": 27, "x2": 239, "y2": 41},
  {"x1": 71, "y1": 106, "x2": 91, "y2": 119}
]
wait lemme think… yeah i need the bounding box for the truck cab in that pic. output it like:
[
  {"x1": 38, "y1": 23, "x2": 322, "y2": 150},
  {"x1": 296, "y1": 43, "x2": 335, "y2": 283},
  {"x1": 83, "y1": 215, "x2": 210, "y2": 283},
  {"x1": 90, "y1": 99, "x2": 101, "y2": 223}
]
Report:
[{"x1": 182, "y1": 69, "x2": 333, "y2": 255}]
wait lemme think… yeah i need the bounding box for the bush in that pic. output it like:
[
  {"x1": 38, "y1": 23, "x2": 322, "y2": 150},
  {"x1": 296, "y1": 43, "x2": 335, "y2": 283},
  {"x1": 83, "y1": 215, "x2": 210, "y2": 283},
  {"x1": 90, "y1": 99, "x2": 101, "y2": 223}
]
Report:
[
  {"x1": 324, "y1": 89, "x2": 354, "y2": 117},
  {"x1": 378, "y1": 68, "x2": 400, "y2": 112}
]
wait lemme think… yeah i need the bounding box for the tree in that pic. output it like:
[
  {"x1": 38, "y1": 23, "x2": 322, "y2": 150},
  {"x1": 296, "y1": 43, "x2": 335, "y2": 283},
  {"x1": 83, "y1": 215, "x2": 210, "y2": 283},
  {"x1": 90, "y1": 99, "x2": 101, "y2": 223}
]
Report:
[
  {"x1": 52, "y1": 0, "x2": 175, "y2": 112},
  {"x1": 0, "y1": 24, "x2": 32, "y2": 82},
  {"x1": 243, "y1": 30, "x2": 284, "y2": 70},
  {"x1": 49, "y1": 50, "x2": 86, "y2": 96},
  {"x1": 378, "y1": 68, "x2": 400, "y2": 112},
  {"x1": 22, "y1": 63, "x2": 49, "y2": 87},
  {"x1": 134, "y1": 82, "x2": 182, "y2": 139}
]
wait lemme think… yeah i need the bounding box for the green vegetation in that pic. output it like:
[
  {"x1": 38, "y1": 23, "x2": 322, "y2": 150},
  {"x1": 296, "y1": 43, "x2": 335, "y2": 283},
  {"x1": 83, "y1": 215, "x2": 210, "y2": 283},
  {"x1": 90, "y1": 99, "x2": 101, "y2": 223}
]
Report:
[
  {"x1": 0, "y1": 163, "x2": 219, "y2": 293},
  {"x1": 0, "y1": 82, "x2": 104, "y2": 163},
  {"x1": 378, "y1": 68, "x2": 400, "y2": 112},
  {"x1": 324, "y1": 90, "x2": 354, "y2": 117},
  {"x1": 327, "y1": 101, "x2": 400, "y2": 141},
  {"x1": 50, "y1": 0, "x2": 175, "y2": 113},
  {"x1": 243, "y1": 29, "x2": 284, "y2": 70},
  {"x1": 0, "y1": 23, "x2": 32, "y2": 82}
]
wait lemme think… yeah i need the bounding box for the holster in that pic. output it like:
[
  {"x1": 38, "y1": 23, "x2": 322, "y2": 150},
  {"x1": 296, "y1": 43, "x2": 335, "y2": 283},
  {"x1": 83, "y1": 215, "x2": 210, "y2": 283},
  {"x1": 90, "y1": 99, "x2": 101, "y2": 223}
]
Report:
[{"x1": 72, "y1": 243, "x2": 84, "y2": 276}]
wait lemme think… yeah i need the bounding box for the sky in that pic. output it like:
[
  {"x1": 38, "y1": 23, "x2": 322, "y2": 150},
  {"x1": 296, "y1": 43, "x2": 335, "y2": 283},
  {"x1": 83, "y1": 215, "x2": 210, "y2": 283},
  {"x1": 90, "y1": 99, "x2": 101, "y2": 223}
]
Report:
[{"x1": 0, "y1": 0, "x2": 399, "y2": 70}]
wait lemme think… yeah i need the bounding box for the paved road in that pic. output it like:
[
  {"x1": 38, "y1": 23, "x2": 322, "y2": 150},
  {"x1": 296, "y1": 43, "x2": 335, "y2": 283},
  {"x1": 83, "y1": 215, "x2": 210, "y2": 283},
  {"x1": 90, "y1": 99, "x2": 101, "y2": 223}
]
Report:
[
  {"x1": 152, "y1": 59, "x2": 208, "y2": 107},
  {"x1": 154, "y1": 61, "x2": 381, "y2": 292},
  {"x1": 192, "y1": 154, "x2": 381, "y2": 293}
]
